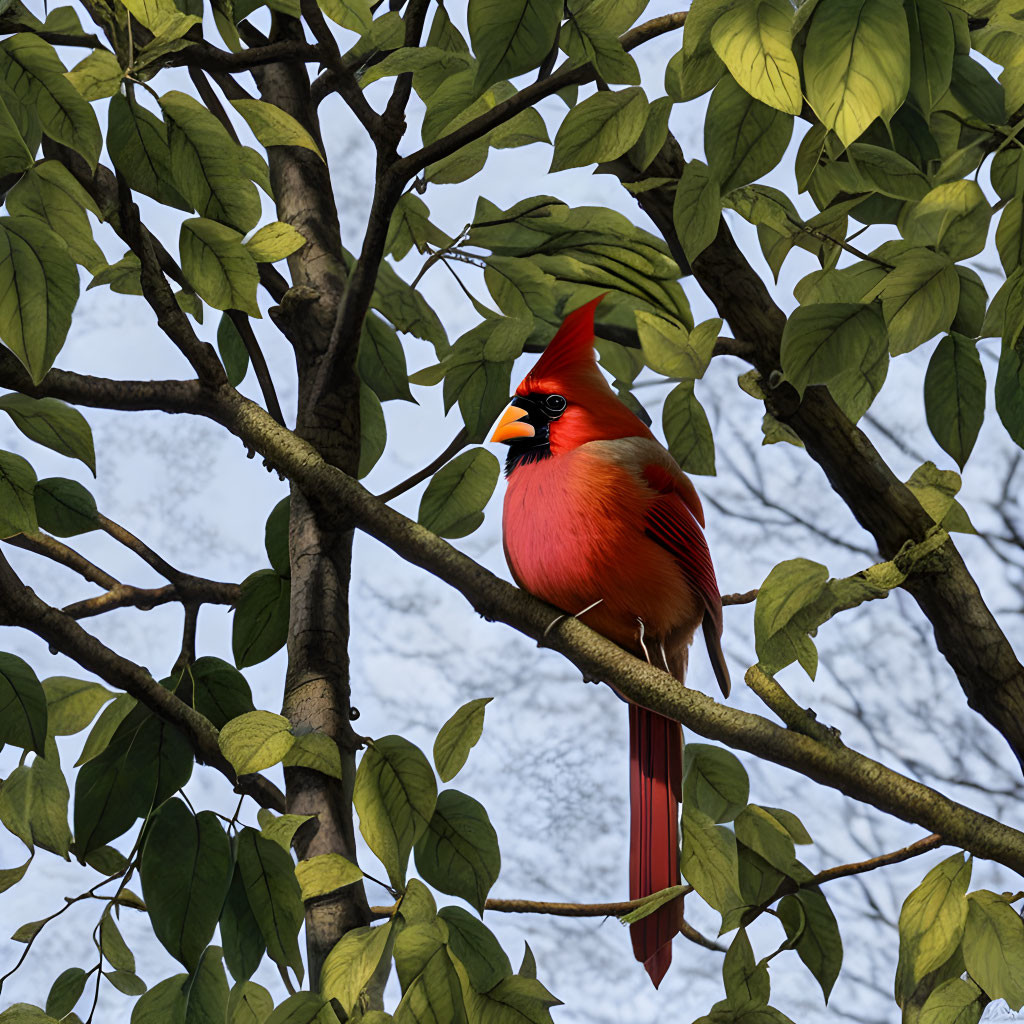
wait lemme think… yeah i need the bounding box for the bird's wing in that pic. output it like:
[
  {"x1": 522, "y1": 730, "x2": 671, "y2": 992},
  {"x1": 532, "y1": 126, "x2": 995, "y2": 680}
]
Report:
[{"x1": 641, "y1": 457, "x2": 731, "y2": 697}]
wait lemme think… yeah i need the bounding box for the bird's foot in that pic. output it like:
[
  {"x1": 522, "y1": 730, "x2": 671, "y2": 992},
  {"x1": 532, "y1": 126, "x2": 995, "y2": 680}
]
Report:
[{"x1": 539, "y1": 598, "x2": 604, "y2": 646}]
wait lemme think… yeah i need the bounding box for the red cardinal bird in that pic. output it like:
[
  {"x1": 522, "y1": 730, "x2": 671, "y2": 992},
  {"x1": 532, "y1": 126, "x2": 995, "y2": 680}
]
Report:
[{"x1": 490, "y1": 295, "x2": 730, "y2": 987}]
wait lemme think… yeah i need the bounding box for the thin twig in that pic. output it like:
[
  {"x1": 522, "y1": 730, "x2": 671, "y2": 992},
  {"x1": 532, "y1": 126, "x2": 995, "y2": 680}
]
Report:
[
  {"x1": 376, "y1": 428, "x2": 469, "y2": 502},
  {"x1": 227, "y1": 310, "x2": 287, "y2": 426},
  {"x1": 3, "y1": 533, "x2": 120, "y2": 590}
]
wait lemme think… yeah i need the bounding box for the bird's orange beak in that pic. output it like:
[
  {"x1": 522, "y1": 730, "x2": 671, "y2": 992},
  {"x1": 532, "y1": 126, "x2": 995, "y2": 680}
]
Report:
[{"x1": 490, "y1": 404, "x2": 535, "y2": 443}]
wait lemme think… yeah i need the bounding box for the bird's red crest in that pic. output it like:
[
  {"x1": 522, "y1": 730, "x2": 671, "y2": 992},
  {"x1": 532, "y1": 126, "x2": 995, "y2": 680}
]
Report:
[{"x1": 518, "y1": 294, "x2": 605, "y2": 395}]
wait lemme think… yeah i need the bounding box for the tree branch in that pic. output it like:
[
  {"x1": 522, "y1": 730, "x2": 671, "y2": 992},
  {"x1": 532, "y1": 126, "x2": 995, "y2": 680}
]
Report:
[
  {"x1": 0, "y1": 347, "x2": 210, "y2": 415},
  {"x1": 171, "y1": 39, "x2": 326, "y2": 73},
  {"x1": 209, "y1": 386, "x2": 1024, "y2": 877},
  {"x1": 394, "y1": 12, "x2": 687, "y2": 182},
  {"x1": 60, "y1": 579, "x2": 238, "y2": 621},
  {"x1": 0, "y1": 549, "x2": 283, "y2": 812},
  {"x1": 300, "y1": 0, "x2": 382, "y2": 141},
  {"x1": 3, "y1": 533, "x2": 120, "y2": 590}
]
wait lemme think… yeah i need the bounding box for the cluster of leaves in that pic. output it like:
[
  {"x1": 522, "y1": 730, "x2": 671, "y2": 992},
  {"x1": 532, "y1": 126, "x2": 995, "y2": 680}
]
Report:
[
  {"x1": 669, "y1": 0, "x2": 1022, "y2": 467},
  {"x1": 751, "y1": 472, "x2": 972, "y2": 679},
  {"x1": 895, "y1": 853, "x2": 1024, "y2": 1023},
  {"x1": 1, "y1": 669, "x2": 549, "y2": 1023}
]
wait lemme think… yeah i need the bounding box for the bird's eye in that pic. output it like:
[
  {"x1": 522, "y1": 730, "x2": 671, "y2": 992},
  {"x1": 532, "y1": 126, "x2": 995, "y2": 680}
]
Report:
[{"x1": 545, "y1": 394, "x2": 567, "y2": 414}]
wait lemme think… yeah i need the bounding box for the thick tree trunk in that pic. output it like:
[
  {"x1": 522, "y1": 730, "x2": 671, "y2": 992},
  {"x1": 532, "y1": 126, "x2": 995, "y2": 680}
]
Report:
[{"x1": 251, "y1": 21, "x2": 370, "y2": 987}]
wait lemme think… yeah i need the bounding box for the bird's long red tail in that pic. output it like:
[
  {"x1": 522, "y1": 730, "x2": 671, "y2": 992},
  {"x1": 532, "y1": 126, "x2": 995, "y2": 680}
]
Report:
[{"x1": 629, "y1": 704, "x2": 683, "y2": 987}]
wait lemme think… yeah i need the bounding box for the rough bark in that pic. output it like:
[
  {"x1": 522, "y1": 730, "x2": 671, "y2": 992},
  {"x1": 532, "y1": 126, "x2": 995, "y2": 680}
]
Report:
[{"x1": 250, "y1": 20, "x2": 370, "y2": 987}]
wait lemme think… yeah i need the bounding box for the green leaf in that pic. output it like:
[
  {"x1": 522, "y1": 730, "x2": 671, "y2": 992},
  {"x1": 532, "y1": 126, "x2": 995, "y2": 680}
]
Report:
[
  {"x1": 106, "y1": 970, "x2": 147, "y2": 996},
  {"x1": 847, "y1": 143, "x2": 931, "y2": 200},
  {"x1": 778, "y1": 888, "x2": 843, "y2": 1001},
  {"x1": 221, "y1": 863, "x2": 266, "y2": 984},
  {"x1": 232, "y1": 570, "x2": 290, "y2": 669},
  {"x1": 131, "y1": 975, "x2": 188, "y2": 1023},
  {"x1": 663, "y1": 381, "x2": 716, "y2": 475},
  {"x1": 722, "y1": 928, "x2": 770, "y2": 1006},
  {"x1": 668, "y1": 0, "x2": 729, "y2": 101},
  {"x1": 0, "y1": 34, "x2": 101, "y2": 166},
  {"x1": 99, "y1": 907, "x2": 135, "y2": 972},
  {"x1": 46, "y1": 967, "x2": 87, "y2": 1018},
  {"x1": 673, "y1": 160, "x2": 721, "y2": 263},
  {"x1": 924, "y1": 334, "x2": 985, "y2": 469},
  {"x1": 680, "y1": 806, "x2": 741, "y2": 914},
  {"x1": 0, "y1": 747, "x2": 71, "y2": 856},
  {"x1": 996, "y1": 197, "x2": 1024, "y2": 275},
  {"x1": 753, "y1": 557, "x2": 829, "y2": 675},
  {"x1": 5, "y1": 161, "x2": 106, "y2": 273},
  {"x1": 905, "y1": 461, "x2": 974, "y2": 532},
  {"x1": 393, "y1": 923, "x2": 467, "y2": 1024},
  {"x1": 0, "y1": 450, "x2": 37, "y2": 537},
  {"x1": 0, "y1": 1006, "x2": 59, "y2": 1023},
  {"x1": 160, "y1": 90, "x2": 261, "y2": 233},
  {"x1": 683, "y1": 743, "x2": 749, "y2": 823},
  {"x1": 88, "y1": 252, "x2": 142, "y2": 296},
  {"x1": 281, "y1": 732, "x2": 343, "y2": 779},
  {"x1": 780, "y1": 302, "x2": 888, "y2": 398},
  {"x1": 33, "y1": 477, "x2": 98, "y2": 537},
  {"x1": 139, "y1": 799, "x2": 232, "y2": 970},
  {"x1": 414, "y1": 789, "x2": 500, "y2": 914},
  {"x1": 0, "y1": 94, "x2": 34, "y2": 177},
  {"x1": 65, "y1": 48, "x2": 122, "y2": 101},
  {"x1": 359, "y1": 315, "x2": 413, "y2": 402},
  {"x1": 710, "y1": 0, "x2": 802, "y2": 113},
  {"x1": 219, "y1": 710, "x2": 294, "y2": 775},
  {"x1": 418, "y1": 448, "x2": 500, "y2": 539},
  {"x1": 263, "y1": 992, "x2": 332, "y2": 1024},
  {"x1": 295, "y1": 852, "x2": 362, "y2": 901},
  {"x1": 705, "y1": 75, "x2": 793, "y2": 193},
  {"x1": 433, "y1": 697, "x2": 492, "y2": 783},
  {"x1": 229, "y1": 98, "x2": 323, "y2": 159},
  {"x1": 244, "y1": 222, "x2": 307, "y2": 263},
  {"x1": 0, "y1": 653, "x2": 46, "y2": 755},
  {"x1": 227, "y1": 980, "x2": 274, "y2": 1024},
  {"x1": 636, "y1": 312, "x2": 717, "y2": 379},
  {"x1": 898, "y1": 853, "x2": 971, "y2": 990},
  {"x1": 0, "y1": 216, "x2": 80, "y2": 384},
  {"x1": 183, "y1": 946, "x2": 230, "y2": 1024},
  {"x1": 0, "y1": 395, "x2": 95, "y2": 472},
  {"x1": 74, "y1": 708, "x2": 193, "y2": 853},
  {"x1": 253, "y1": 816, "x2": 310, "y2": 864},
  {"x1": 961, "y1": 890, "x2": 1024, "y2": 1010},
  {"x1": 217, "y1": 313, "x2": 249, "y2": 387},
  {"x1": 617, "y1": 884, "x2": 687, "y2": 925},
  {"x1": 467, "y1": 0, "x2": 561, "y2": 91},
  {"x1": 905, "y1": 0, "x2": 955, "y2": 115},
  {"x1": 320, "y1": 921, "x2": 394, "y2": 1016},
  {"x1": 438, "y1": 905, "x2": 512, "y2": 991},
  {"x1": 107, "y1": 93, "x2": 190, "y2": 211},
  {"x1": 42, "y1": 677, "x2": 113, "y2": 737},
  {"x1": 249, "y1": 512, "x2": 286, "y2": 602},
  {"x1": 919, "y1": 977, "x2": 985, "y2": 1024},
  {"x1": 180, "y1": 218, "x2": 260, "y2": 317},
  {"x1": 354, "y1": 735, "x2": 437, "y2": 889},
  {"x1": 803, "y1": 0, "x2": 910, "y2": 146},
  {"x1": 75, "y1": 694, "x2": 135, "y2": 766},
  {"x1": 549, "y1": 87, "x2": 649, "y2": 173},
  {"x1": 460, "y1": 970, "x2": 560, "y2": 1022},
  {"x1": 901, "y1": 181, "x2": 991, "y2": 261},
  {"x1": 359, "y1": 382, "x2": 386, "y2": 479},
  {"x1": 237, "y1": 827, "x2": 304, "y2": 976},
  {"x1": 879, "y1": 250, "x2": 960, "y2": 355}
]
